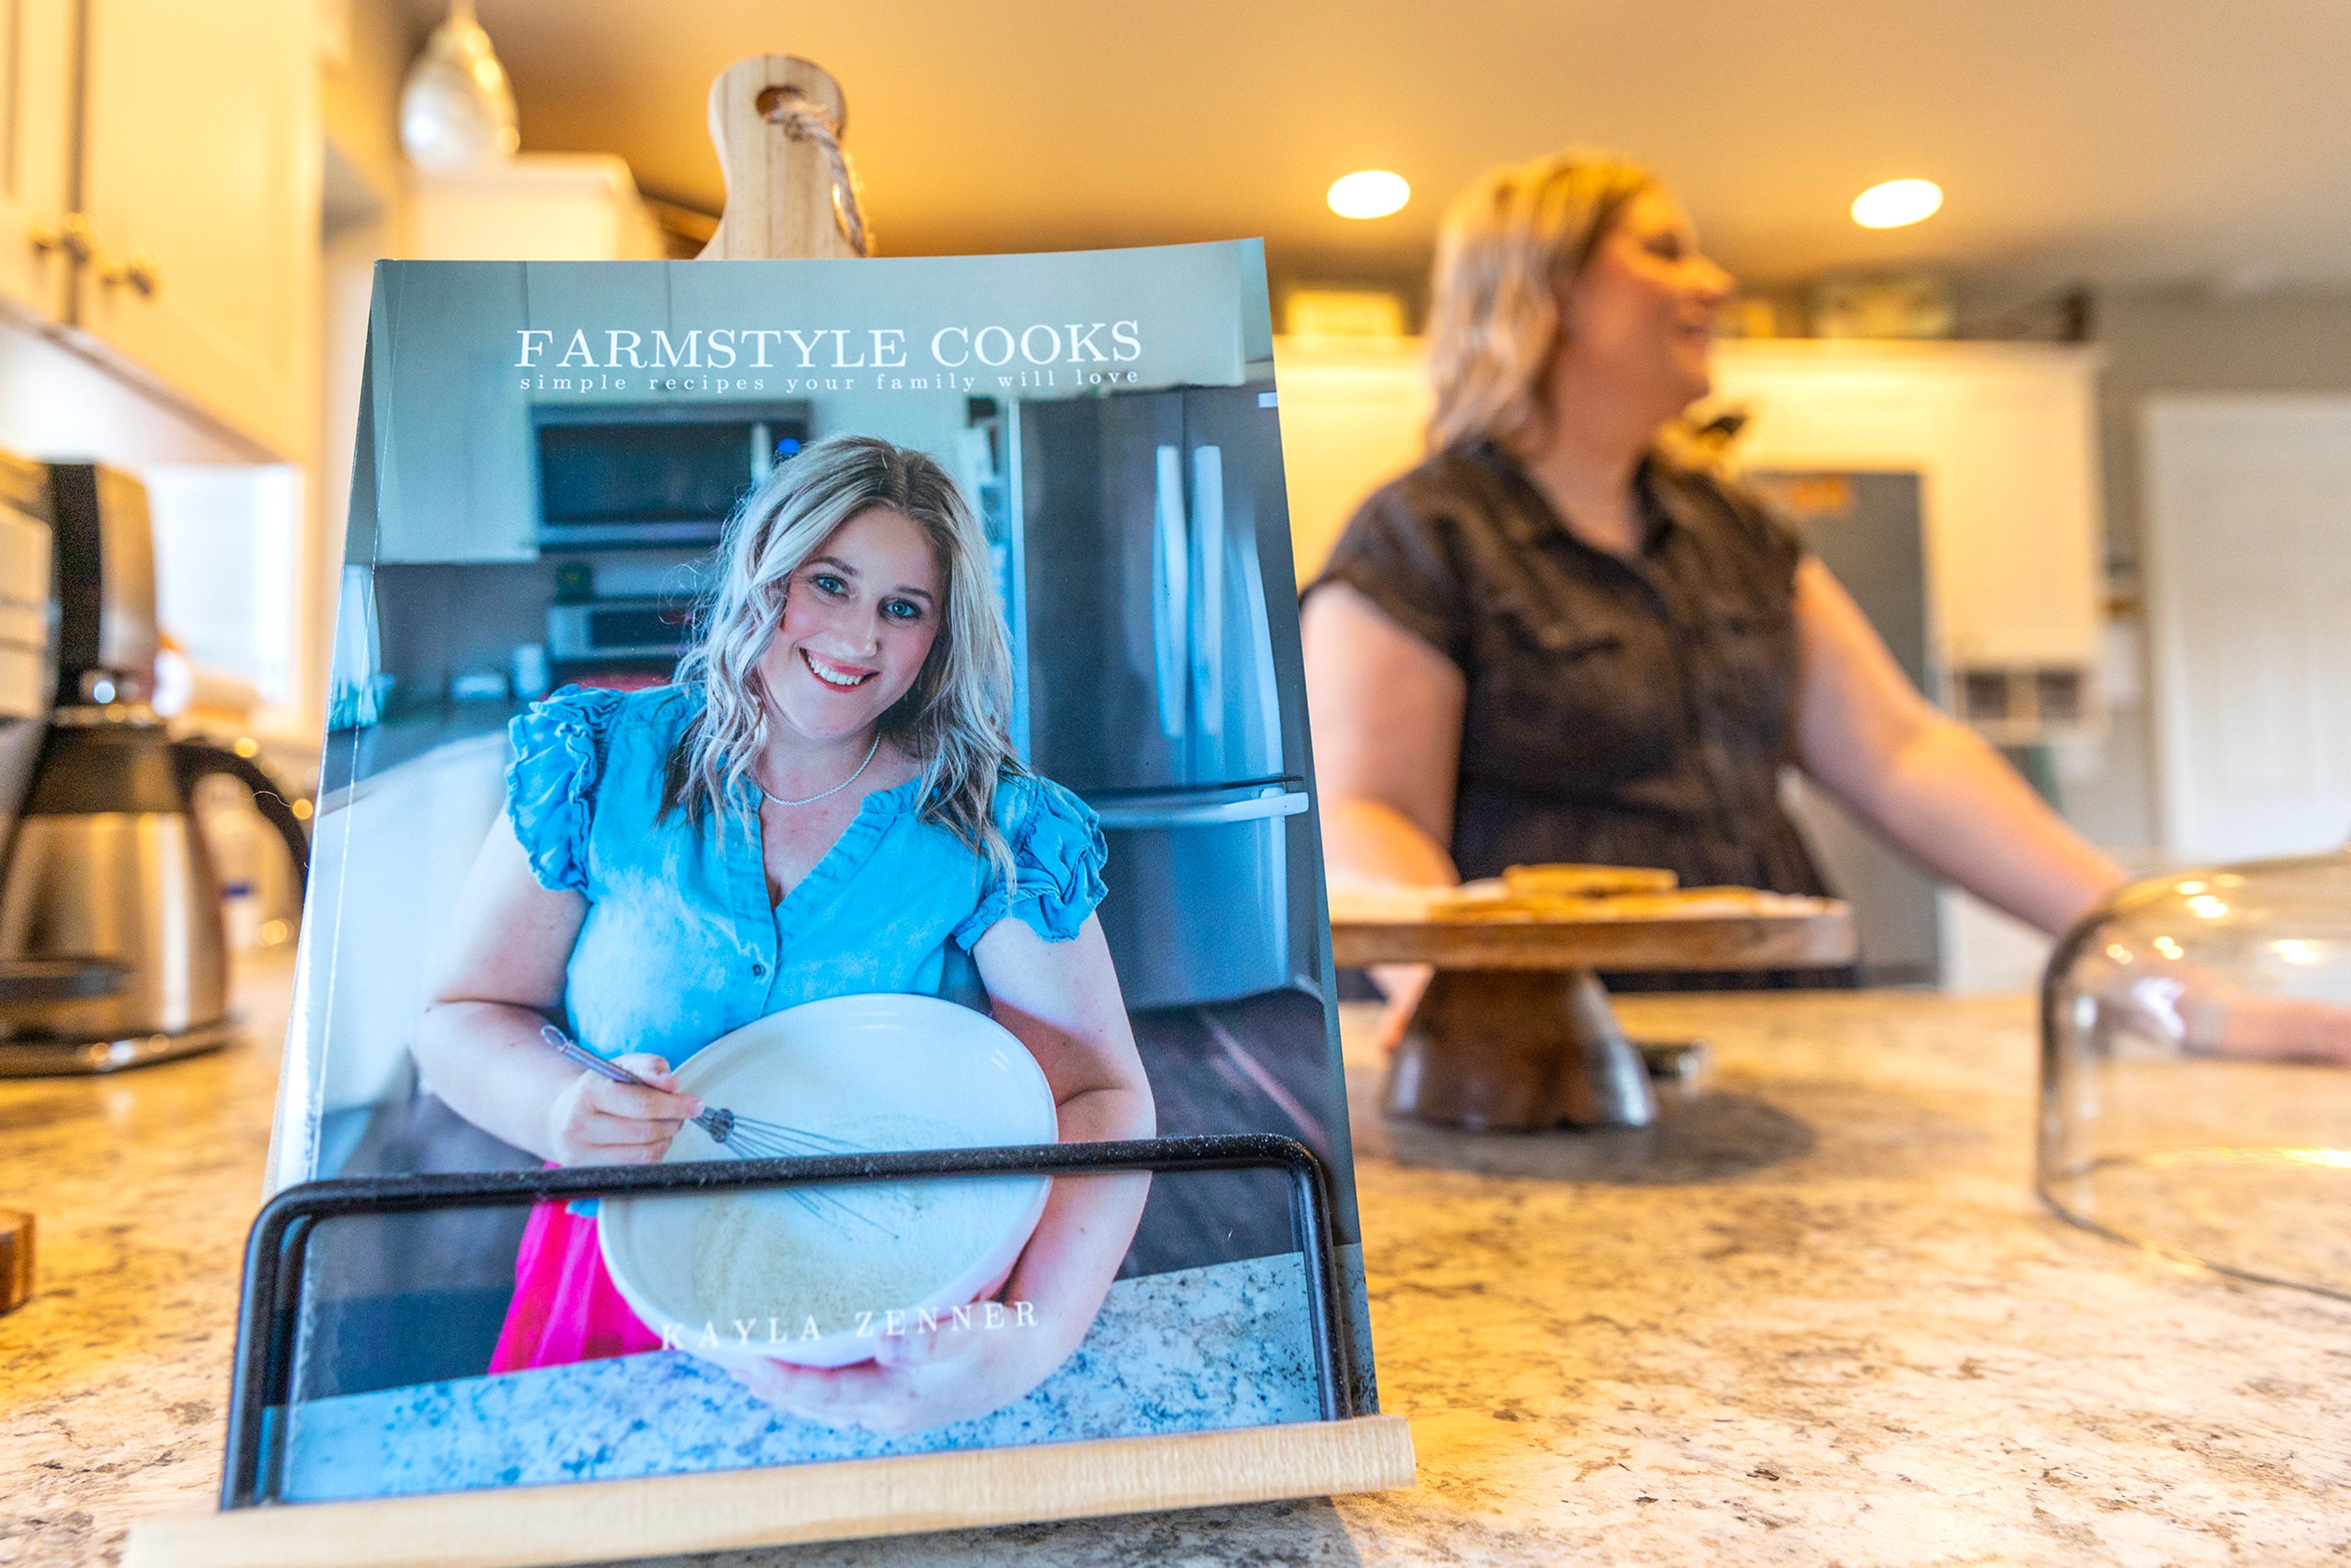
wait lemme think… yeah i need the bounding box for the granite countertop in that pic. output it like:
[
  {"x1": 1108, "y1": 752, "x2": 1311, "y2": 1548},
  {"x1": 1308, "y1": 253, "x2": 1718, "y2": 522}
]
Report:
[
  {"x1": 317, "y1": 700, "x2": 520, "y2": 807},
  {"x1": 4, "y1": 969, "x2": 2348, "y2": 1565}
]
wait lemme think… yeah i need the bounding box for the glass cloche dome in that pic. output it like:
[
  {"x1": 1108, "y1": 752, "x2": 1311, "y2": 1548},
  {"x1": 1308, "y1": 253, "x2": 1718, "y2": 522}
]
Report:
[{"x1": 2040, "y1": 850, "x2": 2351, "y2": 1299}]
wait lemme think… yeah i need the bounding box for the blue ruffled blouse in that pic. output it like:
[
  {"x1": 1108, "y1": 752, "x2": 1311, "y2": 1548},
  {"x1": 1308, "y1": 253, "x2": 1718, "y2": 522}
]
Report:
[{"x1": 505, "y1": 684, "x2": 1107, "y2": 1068}]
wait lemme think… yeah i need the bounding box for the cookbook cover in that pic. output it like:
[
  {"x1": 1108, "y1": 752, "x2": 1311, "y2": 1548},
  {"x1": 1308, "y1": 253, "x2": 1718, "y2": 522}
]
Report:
[{"x1": 263, "y1": 243, "x2": 1377, "y2": 1501}]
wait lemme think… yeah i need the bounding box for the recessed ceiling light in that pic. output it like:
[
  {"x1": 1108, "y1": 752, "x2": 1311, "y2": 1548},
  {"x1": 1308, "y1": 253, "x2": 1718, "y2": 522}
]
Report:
[
  {"x1": 1327, "y1": 170, "x2": 1410, "y2": 220},
  {"x1": 1851, "y1": 179, "x2": 1943, "y2": 229}
]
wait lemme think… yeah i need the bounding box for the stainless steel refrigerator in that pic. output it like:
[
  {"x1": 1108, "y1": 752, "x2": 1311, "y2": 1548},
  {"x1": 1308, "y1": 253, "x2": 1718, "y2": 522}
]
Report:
[
  {"x1": 1014, "y1": 381, "x2": 1316, "y2": 1011},
  {"x1": 1750, "y1": 468, "x2": 1944, "y2": 987}
]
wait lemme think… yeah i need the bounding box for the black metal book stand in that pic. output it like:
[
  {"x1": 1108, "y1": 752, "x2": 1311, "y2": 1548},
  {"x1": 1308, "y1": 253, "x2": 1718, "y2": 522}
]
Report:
[{"x1": 223, "y1": 1133, "x2": 1359, "y2": 1507}]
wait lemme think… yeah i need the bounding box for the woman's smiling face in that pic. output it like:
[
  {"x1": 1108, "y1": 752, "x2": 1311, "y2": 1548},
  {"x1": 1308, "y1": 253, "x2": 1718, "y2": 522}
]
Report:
[{"x1": 757, "y1": 505, "x2": 944, "y2": 746}]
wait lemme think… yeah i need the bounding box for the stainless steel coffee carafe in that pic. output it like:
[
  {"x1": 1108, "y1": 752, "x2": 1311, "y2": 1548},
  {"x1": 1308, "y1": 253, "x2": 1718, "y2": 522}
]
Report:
[
  {"x1": 0, "y1": 716, "x2": 309, "y2": 1070},
  {"x1": 0, "y1": 463, "x2": 309, "y2": 1075},
  {"x1": 0, "y1": 451, "x2": 54, "y2": 866}
]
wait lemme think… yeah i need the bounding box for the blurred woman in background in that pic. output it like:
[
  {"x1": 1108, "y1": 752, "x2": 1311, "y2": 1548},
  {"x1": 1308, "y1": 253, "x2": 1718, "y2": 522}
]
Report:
[{"x1": 1301, "y1": 150, "x2": 2126, "y2": 1008}]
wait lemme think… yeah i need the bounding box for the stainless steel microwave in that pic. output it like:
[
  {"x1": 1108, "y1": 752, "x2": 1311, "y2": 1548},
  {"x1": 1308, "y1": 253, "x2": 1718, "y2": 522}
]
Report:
[
  {"x1": 545, "y1": 596, "x2": 693, "y2": 662},
  {"x1": 532, "y1": 401, "x2": 812, "y2": 549}
]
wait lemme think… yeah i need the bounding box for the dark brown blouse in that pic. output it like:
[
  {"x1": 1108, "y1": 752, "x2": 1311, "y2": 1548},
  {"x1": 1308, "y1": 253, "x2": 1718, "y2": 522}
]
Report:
[{"x1": 1310, "y1": 443, "x2": 1832, "y2": 898}]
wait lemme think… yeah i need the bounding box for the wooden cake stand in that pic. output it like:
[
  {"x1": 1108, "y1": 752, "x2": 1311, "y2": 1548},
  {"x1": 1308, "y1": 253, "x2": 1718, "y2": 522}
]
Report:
[{"x1": 1332, "y1": 902, "x2": 1856, "y2": 1131}]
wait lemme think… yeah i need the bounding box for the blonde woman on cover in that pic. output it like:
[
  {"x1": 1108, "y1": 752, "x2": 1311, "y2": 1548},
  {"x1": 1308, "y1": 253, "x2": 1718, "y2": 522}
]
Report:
[
  {"x1": 416, "y1": 434, "x2": 1153, "y2": 1435},
  {"x1": 1302, "y1": 151, "x2": 2127, "y2": 1024}
]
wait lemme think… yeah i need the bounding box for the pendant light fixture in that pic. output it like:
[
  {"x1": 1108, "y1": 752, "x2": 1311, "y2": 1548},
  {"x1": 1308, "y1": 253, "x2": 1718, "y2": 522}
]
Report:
[{"x1": 400, "y1": 0, "x2": 522, "y2": 171}]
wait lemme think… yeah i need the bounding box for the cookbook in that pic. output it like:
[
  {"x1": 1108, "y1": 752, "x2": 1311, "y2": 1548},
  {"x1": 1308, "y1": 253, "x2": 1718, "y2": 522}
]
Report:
[{"x1": 262, "y1": 242, "x2": 1380, "y2": 1503}]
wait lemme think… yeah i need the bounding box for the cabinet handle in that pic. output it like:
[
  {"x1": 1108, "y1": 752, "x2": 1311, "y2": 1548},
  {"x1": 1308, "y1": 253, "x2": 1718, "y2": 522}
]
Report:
[
  {"x1": 28, "y1": 212, "x2": 97, "y2": 264},
  {"x1": 96, "y1": 249, "x2": 162, "y2": 298}
]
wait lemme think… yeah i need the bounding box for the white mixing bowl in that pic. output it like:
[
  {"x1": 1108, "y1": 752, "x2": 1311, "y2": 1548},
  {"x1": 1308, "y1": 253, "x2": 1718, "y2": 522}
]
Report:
[{"x1": 598, "y1": 992, "x2": 1058, "y2": 1368}]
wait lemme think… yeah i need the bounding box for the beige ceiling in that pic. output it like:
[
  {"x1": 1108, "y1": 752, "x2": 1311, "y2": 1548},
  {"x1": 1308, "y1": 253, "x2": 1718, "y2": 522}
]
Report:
[{"x1": 427, "y1": 0, "x2": 2351, "y2": 296}]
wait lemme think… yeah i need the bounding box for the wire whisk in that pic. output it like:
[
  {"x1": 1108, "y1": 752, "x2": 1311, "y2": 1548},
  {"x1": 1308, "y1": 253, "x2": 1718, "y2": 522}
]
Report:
[{"x1": 541, "y1": 1025, "x2": 898, "y2": 1238}]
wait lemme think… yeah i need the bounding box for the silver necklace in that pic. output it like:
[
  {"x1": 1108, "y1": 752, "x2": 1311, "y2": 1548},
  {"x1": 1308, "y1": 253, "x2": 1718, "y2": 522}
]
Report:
[{"x1": 760, "y1": 732, "x2": 881, "y2": 808}]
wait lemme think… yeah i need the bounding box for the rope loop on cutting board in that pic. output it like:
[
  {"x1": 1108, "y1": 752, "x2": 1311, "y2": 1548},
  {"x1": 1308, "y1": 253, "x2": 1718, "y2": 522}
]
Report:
[{"x1": 760, "y1": 86, "x2": 871, "y2": 257}]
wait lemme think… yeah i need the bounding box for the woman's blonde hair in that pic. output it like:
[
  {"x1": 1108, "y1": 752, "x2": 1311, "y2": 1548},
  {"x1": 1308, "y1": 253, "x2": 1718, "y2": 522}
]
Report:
[
  {"x1": 666, "y1": 434, "x2": 1019, "y2": 883},
  {"x1": 1425, "y1": 149, "x2": 1655, "y2": 454}
]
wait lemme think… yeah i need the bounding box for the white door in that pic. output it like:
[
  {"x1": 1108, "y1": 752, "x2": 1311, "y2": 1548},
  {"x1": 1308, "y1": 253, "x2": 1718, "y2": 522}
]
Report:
[
  {"x1": 2143, "y1": 397, "x2": 2351, "y2": 861},
  {"x1": 69, "y1": 0, "x2": 317, "y2": 457},
  {"x1": 0, "y1": 0, "x2": 74, "y2": 321}
]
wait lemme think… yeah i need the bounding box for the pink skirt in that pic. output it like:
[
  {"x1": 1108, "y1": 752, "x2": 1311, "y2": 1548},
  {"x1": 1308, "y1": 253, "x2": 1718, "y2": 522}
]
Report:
[{"x1": 487, "y1": 1195, "x2": 661, "y2": 1373}]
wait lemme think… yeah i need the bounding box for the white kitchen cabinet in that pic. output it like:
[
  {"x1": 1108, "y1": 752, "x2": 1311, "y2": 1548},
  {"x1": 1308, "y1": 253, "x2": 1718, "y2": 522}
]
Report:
[
  {"x1": 66, "y1": 0, "x2": 320, "y2": 459},
  {"x1": 0, "y1": 0, "x2": 75, "y2": 324},
  {"x1": 1270, "y1": 337, "x2": 1430, "y2": 581},
  {"x1": 1709, "y1": 340, "x2": 2107, "y2": 732},
  {"x1": 366, "y1": 263, "x2": 537, "y2": 563},
  {"x1": 299, "y1": 732, "x2": 509, "y2": 1127},
  {"x1": 410, "y1": 154, "x2": 665, "y2": 263}
]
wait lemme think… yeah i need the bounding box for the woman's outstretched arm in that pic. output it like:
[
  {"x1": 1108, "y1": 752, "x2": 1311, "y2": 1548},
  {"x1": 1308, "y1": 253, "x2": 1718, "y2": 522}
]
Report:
[
  {"x1": 1300, "y1": 582, "x2": 1468, "y2": 891},
  {"x1": 414, "y1": 816, "x2": 700, "y2": 1164},
  {"x1": 1301, "y1": 583, "x2": 1465, "y2": 1042},
  {"x1": 730, "y1": 913, "x2": 1153, "y2": 1435},
  {"x1": 1793, "y1": 557, "x2": 2126, "y2": 934}
]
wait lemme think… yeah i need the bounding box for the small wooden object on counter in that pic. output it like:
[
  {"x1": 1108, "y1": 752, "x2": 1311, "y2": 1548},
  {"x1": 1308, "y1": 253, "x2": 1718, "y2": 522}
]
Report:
[
  {"x1": 126, "y1": 53, "x2": 1410, "y2": 1568},
  {"x1": 0, "y1": 1209, "x2": 29, "y2": 1315},
  {"x1": 1337, "y1": 896, "x2": 1854, "y2": 1132}
]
